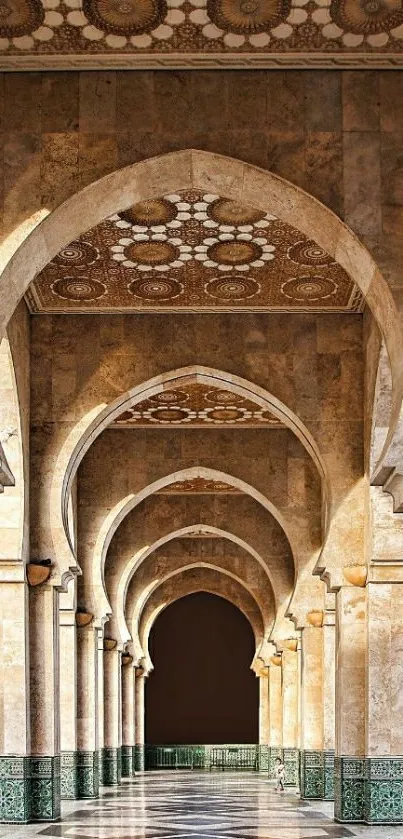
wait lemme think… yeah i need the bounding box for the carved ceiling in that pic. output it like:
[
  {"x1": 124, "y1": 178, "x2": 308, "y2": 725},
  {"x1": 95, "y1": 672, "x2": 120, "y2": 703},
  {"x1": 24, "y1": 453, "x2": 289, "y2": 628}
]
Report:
[
  {"x1": 1, "y1": 0, "x2": 403, "y2": 68},
  {"x1": 112, "y1": 382, "x2": 283, "y2": 427},
  {"x1": 27, "y1": 190, "x2": 363, "y2": 314}
]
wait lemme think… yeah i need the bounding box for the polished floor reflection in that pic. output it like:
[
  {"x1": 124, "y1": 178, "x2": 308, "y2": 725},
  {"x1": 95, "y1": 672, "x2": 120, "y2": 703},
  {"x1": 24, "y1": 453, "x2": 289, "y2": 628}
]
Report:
[{"x1": 1, "y1": 772, "x2": 402, "y2": 839}]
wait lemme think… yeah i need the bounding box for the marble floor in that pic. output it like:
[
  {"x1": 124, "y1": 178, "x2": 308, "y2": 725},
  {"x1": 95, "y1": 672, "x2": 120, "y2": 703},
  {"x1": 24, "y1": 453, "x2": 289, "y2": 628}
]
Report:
[{"x1": 1, "y1": 772, "x2": 403, "y2": 839}]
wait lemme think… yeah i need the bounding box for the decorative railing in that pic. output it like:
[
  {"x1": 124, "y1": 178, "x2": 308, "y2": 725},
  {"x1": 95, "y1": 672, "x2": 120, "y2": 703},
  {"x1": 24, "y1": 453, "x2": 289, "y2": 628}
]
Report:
[{"x1": 145, "y1": 744, "x2": 270, "y2": 771}]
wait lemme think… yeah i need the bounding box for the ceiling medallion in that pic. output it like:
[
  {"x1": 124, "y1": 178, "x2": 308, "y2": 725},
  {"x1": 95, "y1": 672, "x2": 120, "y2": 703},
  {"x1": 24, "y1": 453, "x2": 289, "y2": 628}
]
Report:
[
  {"x1": 82, "y1": 0, "x2": 167, "y2": 34},
  {"x1": 288, "y1": 240, "x2": 334, "y2": 268},
  {"x1": 112, "y1": 234, "x2": 191, "y2": 271},
  {"x1": 51, "y1": 278, "x2": 106, "y2": 301},
  {"x1": 207, "y1": 199, "x2": 268, "y2": 227},
  {"x1": 0, "y1": 0, "x2": 44, "y2": 37},
  {"x1": 205, "y1": 276, "x2": 260, "y2": 300},
  {"x1": 330, "y1": 0, "x2": 403, "y2": 34},
  {"x1": 118, "y1": 199, "x2": 178, "y2": 228},
  {"x1": 281, "y1": 277, "x2": 337, "y2": 302},
  {"x1": 128, "y1": 277, "x2": 183, "y2": 301},
  {"x1": 207, "y1": 0, "x2": 291, "y2": 34},
  {"x1": 53, "y1": 241, "x2": 99, "y2": 268},
  {"x1": 195, "y1": 234, "x2": 275, "y2": 271}
]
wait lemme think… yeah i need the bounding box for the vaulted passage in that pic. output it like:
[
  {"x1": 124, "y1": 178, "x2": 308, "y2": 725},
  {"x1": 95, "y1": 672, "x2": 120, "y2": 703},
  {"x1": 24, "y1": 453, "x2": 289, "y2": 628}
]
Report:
[{"x1": 146, "y1": 593, "x2": 259, "y2": 745}]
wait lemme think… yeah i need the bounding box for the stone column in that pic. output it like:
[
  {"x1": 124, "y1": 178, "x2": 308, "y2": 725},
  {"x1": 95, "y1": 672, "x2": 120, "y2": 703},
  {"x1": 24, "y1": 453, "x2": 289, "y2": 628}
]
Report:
[
  {"x1": 0, "y1": 563, "x2": 31, "y2": 823},
  {"x1": 121, "y1": 654, "x2": 135, "y2": 777},
  {"x1": 323, "y1": 606, "x2": 335, "y2": 800},
  {"x1": 59, "y1": 599, "x2": 77, "y2": 799},
  {"x1": 300, "y1": 625, "x2": 324, "y2": 799},
  {"x1": 334, "y1": 586, "x2": 367, "y2": 823},
  {"x1": 282, "y1": 648, "x2": 299, "y2": 785},
  {"x1": 76, "y1": 619, "x2": 99, "y2": 798},
  {"x1": 135, "y1": 670, "x2": 146, "y2": 771},
  {"x1": 103, "y1": 641, "x2": 122, "y2": 784},
  {"x1": 29, "y1": 584, "x2": 61, "y2": 821},
  {"x1": 364, "y1": 578, "x2": 403, "y2": 824},
  {"x1": 258, "y1": 668, "x2": 269, "y2": 770},
  {"x1": 97, "y1": 629, "x2": 104, "y2": 782},
  {"x1": 268, "y1": 658, "x2": 282, "y2": 775}
]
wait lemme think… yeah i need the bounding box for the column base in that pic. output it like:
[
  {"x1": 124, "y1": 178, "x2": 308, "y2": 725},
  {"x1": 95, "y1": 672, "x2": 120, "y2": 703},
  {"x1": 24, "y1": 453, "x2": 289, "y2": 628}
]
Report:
[
  {"x1": 257, "y1": 745, "x2": 269, "y2": 771},
  {"x1": 283, "y1": 748, "x2": 299, "y2": 786},
  {"x1": 364, "y1": 757, "x2": 403, "y2": 824},
  {"x1": 334, "y1": 757, "x2": 365, "y2": 823},
  {"x1": 300, "y1": 750, "x2": 324, "y2": 799},
  {"x1": 324, "y1": 750, "x2": 335, "y2": 800},
  {"x1": 77, "y1": 751, "x2": 99, "y2": 798},
  {"x1": 101, "y1": 747, "x2": 122, "y2": 786},
  {"x1": 61, "y1": 752, "x2": 77, "y2": 799},
  {"x1": 0, "y1": 756, "x2": 61, "y2": 823},
  {"x1": 134, "y1": 744, "x2": 145, "y2": 772},
  {"x1": 122, "y1": 745, "x2": 135, "y2": 777}
]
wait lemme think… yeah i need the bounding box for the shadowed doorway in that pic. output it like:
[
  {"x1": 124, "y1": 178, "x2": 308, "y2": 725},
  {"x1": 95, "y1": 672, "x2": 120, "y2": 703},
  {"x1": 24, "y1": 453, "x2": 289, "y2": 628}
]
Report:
[{"x1": 145, "y1": 592, "x2": 259, "y2": 744}]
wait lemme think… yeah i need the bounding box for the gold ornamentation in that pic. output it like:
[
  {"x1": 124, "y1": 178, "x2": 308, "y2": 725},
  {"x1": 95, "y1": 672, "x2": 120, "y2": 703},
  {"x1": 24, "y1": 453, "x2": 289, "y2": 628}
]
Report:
[
  {"x1": 76, "y1": 612, "x2": 94, "y2": 627},
  {"x1": 271, "y1": 653, "x2": 282, "y2": 666},
  {"x1": 104, "y1": 638, "x2": 118, "y2": 650},
  {"x1": 27, "y1": 563, "x2": 51, "y2": 587},
  {"x1": 283, "y1": 638, "x2": 298, "y2": 652},
  {"x1": 207, "y1": 0, "x2": 291, "y2": 34},
  {"x1": 83, "y1": 0, "x2": 167, "y2": 35}
]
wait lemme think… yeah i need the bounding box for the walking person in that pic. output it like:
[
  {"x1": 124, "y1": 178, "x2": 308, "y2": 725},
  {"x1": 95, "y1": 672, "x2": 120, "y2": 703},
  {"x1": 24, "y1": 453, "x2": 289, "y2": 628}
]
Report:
[{"x1": 274, "y1": 757, "x2": 285, "y2": 792}]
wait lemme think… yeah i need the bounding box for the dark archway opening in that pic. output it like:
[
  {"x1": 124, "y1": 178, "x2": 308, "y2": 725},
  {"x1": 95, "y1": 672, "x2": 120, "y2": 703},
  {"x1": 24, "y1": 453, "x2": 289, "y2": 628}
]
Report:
[{"x1": 145, "y1": 591, "x2": 259, "y2": 744}]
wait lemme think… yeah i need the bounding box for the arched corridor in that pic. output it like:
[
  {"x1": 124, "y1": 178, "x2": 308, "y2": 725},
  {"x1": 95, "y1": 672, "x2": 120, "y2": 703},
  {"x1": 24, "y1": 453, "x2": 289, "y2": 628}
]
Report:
[{"x1": 1, "y1": 64, "x2": 403, "y2": 832}]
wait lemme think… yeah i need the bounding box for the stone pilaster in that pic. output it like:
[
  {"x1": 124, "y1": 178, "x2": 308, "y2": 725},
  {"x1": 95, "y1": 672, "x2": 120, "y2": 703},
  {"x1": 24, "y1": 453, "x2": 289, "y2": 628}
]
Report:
[
  {"x1": 103, "y1": 643, "x2": 122, "y2": 785},
  {"x1": 334, "y1": 587, "x2": 367, "y2": 823},
  {"x1": 97, "y1": 629, "x2": 104, "y2": 783},
  {"x1": 76, "y1": 622, "x2": 99, "y2": 798},
  {"x1": 268, "y1": 660, "x2": 282, "y2": 776},
  {"x1": 29, "y1": 585, "x2": 61, "y2": 821},
  {"x1": 323, "y1": 605, "x2": 335, "y2": 800},
  {"x1": 59, "y1": 597, "x2": 77, "y2": 800},
  {"x1": 135, "y1": 670, "x2": 145, "y2": 772},
  {"x1": 258, "y1": 670, "x2": 269, "y2": 746},
  {"x1": 122, "y1": 657, "x2": 135, "y2": 777},
  {"x1": 282, "y1": 649, "x2": 299, "y2": 785},
  {"x1": 0, "y1": 564, "x2": 31, "y2": 823},
  {"x1": 300, "y1": 626, "x2": 324, "y2": 799},
  {"x1": 364, "y1": 579, "x2": 403, "y2": 824}
]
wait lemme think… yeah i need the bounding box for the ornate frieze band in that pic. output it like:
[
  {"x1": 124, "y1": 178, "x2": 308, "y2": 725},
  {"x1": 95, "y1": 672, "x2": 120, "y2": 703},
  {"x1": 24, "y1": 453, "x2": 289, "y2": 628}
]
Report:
[{"x1": 2, "y1": 0, "x2": 403, "y2": 68}]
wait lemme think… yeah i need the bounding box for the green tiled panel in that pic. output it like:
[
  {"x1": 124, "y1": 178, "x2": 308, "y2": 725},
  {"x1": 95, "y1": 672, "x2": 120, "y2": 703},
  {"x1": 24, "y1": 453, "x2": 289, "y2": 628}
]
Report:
[
  {"x1": 0, "y1": 757, "x2": 29, "y2": 823},
  {"x1": 364, "y1": 758, "x2": 403, "y2": 824},
  {"x1": 324, "y1": 750, "x2": 335, "y2": 800},
  {"x1": 101, "y1": 748, "x2": 122, "y2": 786},
  {"x1": 28, "y1": 756, "x2": 61, "y2": 821},
  {"x1": 258, "y1": 745, "x2": 269, "y2": 771},
  {"x1": 122, "y1": 745, "x2": 134, "y2": 777},
  {"x1": 134, "y1": 745, "x2": 145, "y2": 772},
  {"x1": 77, "y1": 751, "x2": 99, "y2": 799},
  {"x1": 61, "y1": 752, "x2": 77, "y2": 799},
  {"x1": 283, "y1": 748, "x2": 299, "y2": 786},
  {"x1": 334, "y1": 756, "x2": 365, "y2": 823},
  {"x1": 300, "y1": 750, "x2": 324, "y2": 799}
]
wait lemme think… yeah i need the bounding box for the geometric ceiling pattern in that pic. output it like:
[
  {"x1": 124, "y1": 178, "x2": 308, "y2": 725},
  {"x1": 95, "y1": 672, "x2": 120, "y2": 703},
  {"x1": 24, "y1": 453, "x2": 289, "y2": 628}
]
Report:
[
  {"x1": 27, "y1": 191, "x2": 363, "y2": 314},
  {"x1": 1, "y1": 0, "x2": 403, "y2": 67},
  {"x1": 112, "y1": 383, "x2": 283, "y2": 427}
]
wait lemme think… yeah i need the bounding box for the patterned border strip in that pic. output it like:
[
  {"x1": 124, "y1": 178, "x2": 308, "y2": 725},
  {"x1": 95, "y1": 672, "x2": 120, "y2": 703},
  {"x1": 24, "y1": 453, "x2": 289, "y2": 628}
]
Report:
[{"x1": 2, "y1": 51, "x2": 403, "y2": 70}]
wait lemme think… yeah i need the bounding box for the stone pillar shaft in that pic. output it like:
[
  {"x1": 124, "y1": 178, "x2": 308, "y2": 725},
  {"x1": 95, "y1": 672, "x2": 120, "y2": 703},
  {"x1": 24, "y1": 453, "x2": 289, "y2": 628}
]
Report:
[
  {"x1": 300, "y1": 627, "x2": 324, "y2": 799},
  {"x1": 135, "y1": 674, "x2": 145, "y2": 771},
  {"x1": 103, "y1": 647, "x2": 122, "y2": 785},
  {"x1": 76, "y1": 623, "x2": 99, "y2": 798},
  {"x1": 60, "y1": 609, "x2": 77, "y2": 800},
  {"x1": 122, "y1": 663, "x2": 135, "y2": 777},
  {"x1": 259, "y1": 674, "x2": 269, "y2": 745},
  {"x1": 334, "y1": 586, "x2": 367, "y2": 823},
  {"x1": 281, "y1": 649, "x2": 299, "y2": 785}
]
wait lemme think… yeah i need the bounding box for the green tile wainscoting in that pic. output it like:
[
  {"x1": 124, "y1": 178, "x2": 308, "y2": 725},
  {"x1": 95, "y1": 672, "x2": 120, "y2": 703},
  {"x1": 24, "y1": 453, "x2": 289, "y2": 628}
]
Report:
[
  {"x1": 60, "y1": 752, "x2": 77, "y2": 799},
  {"x1": 0, "y1": 755, "x2": 60, "y2": 823},
  {"x1": 299, "y1": 750, "x2": 334, "y2": 800},
  {"x1": 334, "y1": 757, "x2": 403, "y2": 824},
  {"x1": 144, "y1": 745, "x2": 270, "y2": 771},
  {"x1": 100, "y1": 747, "x2": 122, "y2": 786},
  {"x1": 121, "y1": 745, "x2": 135, "y2": 777},
  {"x1": 283, "y1": 748, "x2": 300, "y2": 786},
  {"x1": 134, "y1": 744, "x2": 145, "y2": 771},
  {"x1": 77, "y1": 751, "x2": 99, "y2": 798}
]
